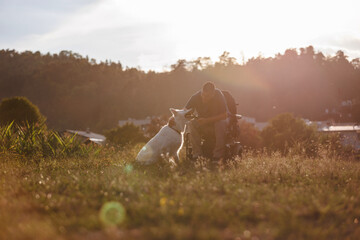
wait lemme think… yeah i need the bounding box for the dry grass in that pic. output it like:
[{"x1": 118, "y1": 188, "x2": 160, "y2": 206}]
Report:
[{"x1": 1, "y1": 145, "x2": 360, "y2": 240}]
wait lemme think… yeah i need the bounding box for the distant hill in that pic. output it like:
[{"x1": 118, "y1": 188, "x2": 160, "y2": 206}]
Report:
[{"x1": 0, "y1": 47, "x2": 359, "y2": 132}]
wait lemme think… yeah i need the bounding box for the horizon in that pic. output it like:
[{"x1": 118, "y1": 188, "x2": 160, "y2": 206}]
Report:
[
  {"x1": 1, "y1": 0, "x2": 360, "y2": 71},
  {"x1": 2, "y1": 45, "x2": 358, "y2": 73}
]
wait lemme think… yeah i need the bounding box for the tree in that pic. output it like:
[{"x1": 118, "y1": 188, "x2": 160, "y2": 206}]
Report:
[
  {"x1": 0, "y1": 96, "x2": 45, "y2": 126},
  {"x1": 170, "y1": 59, "x2": 189, "y2": 72},
  {"x1": 104, "y1": 123, "x2": 148, "y2": 147},
  {"x1": 238, "y1": 121, "x2": 262, "y2": 149},
  {"x1": 261, "y1": 113, "x2": 318, "y2": 156},
  {"x1": 190, "y1": 57, "x2": 213, "y2": 71},
  {"x1": 0, "y1": 47, "x2": 359, "y2": 132},
  {"x1": 216, "y1": 51, "x2": 237, "y2": 67}
]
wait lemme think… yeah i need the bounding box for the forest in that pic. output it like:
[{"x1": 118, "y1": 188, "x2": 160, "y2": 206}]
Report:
[{"x1": 0, "y1": 46, "x2": 359, "y2": 132}]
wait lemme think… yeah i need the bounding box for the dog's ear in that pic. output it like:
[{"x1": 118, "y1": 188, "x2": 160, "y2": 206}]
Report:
[
  {"x1": 184, "y1": 108, "x2": 194, "y2": 118},
  {"x1": 169, "y1": 108, "x2": 178, "y2": 115},
  {"x1": 185, "y1": 108, "x2": 194, "y2": 114}
]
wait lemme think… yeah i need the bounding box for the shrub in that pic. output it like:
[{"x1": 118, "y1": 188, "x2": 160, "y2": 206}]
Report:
[
  {"x1": 0, "y1": 96, "x2": 45, "y2": 126},
  {"x1": 318, "y1": 132, "x2": 357, "y2": 159},
  {"x1": 0, "y1": 122, "x2": 97, "y2": 158},
  {"x1": 237, "y1": 121, "x2": 262, "y2": 150},
  {"x1": 261, "y1": 113, "x2": 318, "y2": 156},
  {"x1": 145, "y1": 115, "x2": 168, "y2": 138},
  {"x1": 105, "y1": 123, "x2": 148, "y2": 147}
]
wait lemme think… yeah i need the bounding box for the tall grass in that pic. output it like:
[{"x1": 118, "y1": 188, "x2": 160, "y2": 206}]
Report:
[
  {"x1": 0, "y1": 122, "x2": 99, "y2": 159},
  {"x1": 1, "y1": 121, "x2": 359, "y2": 239},
  {"x1": 1, "y1": 144, "x2": 360, "y2": 240}
]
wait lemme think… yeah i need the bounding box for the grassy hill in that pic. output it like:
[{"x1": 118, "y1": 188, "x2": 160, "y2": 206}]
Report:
[{"x1": 1, "y1": 145, "x2": 359, "y2": 240}]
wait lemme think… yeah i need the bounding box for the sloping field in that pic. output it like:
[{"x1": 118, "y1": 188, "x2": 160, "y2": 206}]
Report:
[{"x1": 1, "y1": 147, "x2": 359, "y2": 240}]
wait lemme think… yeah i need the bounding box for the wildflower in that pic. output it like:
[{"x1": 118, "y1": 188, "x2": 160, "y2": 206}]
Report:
[
  {"x1": 243, "y1": 230, "x2": 251, "y2": 238},
  {"x1": 177, "y1": 208, "x2": 184, "y2": 216},
  {"x1": 160, "y1": 197, "x2": 167, "y2": 206}
]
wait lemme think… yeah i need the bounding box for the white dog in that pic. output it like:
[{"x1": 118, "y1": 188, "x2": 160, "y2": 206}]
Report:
[{"x1": 136, "y1": 108, "x2": 192, "y2": 165}]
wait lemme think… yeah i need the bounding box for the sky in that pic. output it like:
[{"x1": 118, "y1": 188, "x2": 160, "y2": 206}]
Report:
[{"x1": 1, "y1": 0, "x2": 360, "y2": 71}]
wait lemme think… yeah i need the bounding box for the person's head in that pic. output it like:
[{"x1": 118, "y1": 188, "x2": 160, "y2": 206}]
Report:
[{"x1": 201, "y1": 81, "x2": 216, "y2": 103}]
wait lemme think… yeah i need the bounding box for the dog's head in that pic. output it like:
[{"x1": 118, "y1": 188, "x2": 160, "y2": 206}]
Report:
[{"x1": 169, "y1": 108, "x2": 193, "y2": 132}]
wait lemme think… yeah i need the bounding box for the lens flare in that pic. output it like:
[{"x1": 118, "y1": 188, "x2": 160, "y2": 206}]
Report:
[
  {"x1": 99, "y1": 201, "x2": 126, "y2": 226},
  {"x1": 124, "y1": 164, "x2": 133, "y2": 173}
]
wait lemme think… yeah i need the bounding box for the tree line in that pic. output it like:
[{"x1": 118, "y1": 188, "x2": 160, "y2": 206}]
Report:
[{"x1": 0, "y1": 46, "x2": 359, "y2": 132}]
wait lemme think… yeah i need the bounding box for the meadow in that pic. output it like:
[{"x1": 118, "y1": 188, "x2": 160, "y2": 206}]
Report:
[{"x1": 1, "y1": 144, "x2": 360, "y2": 240}]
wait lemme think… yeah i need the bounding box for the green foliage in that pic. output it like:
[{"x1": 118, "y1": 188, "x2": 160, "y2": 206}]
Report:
[
  {"x1": 0, "y1": 96, "x2": 45, "y2": 126},
  {"x1": 145, "y1": 115, "x2": 168, "y2": 138},
  {"x1": 1, "y1": 48, "x2": 359, "y2": 131},
  {"x1": 319, "y1": 132, "x2": 357, "y2": 159},
  {"x1": 0, "y1": 122, "x2": 99, "y2": 158},
  {"x1": 238, "y1": 121, "x2": 262, "y2": 149},
  {"x1": 261, "y1": 113, "x2": 318, "y2": 156},
  {"x1": 105, "y1": 123, "x2": 148, "y2": 147},
  {"x1": 1, "y1": 147, "x2": 360, "y2": 239}
]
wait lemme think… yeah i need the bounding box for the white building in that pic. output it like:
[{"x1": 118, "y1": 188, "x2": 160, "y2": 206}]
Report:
[
  {"x1": 118, "y1": 117, "x2": 153, "y2": 127},
  {"x1": 240, "y1": 115, "x2": 269, "y2": 131},
  {"x1": 319, "y1": 124, "x2": 360, "y2": 152},
  {"x1": 65, "y1": 129, "x2": 106, "y2": 145}
]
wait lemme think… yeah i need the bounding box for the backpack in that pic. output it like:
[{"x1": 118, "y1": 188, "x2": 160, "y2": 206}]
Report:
[{"x1": 221, "y1": 90, "x2": 237, "y2": 115}]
